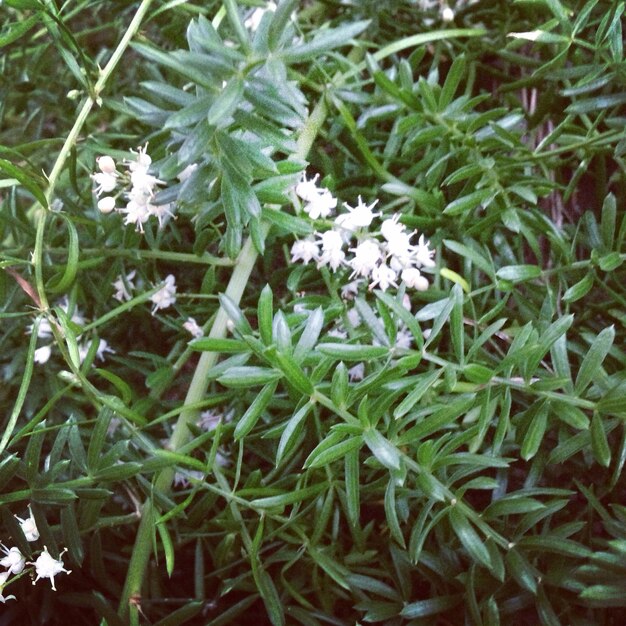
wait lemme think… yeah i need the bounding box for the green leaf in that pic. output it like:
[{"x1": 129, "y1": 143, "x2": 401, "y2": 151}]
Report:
[
  {"x1": 591, "y1": 412, "x2": 612, "y2": 467},
  {"x1": 393, "y1": 370, "x2": 441, "y2": 419},
  {"x1": 439, "y1": 54, "x2": 466, "y2": 109},
  {"x1": 448, "y1": 507, "x2": 493, "y2": 570},
  {"x1": 563, "y1": 273, "x2": 594, "y2": 303},
  {"x1": 443, "y1": 188, "x2": 495, "y2": 215},
  {"x1": 234, "y1": 381, "x2": 278, "y2": 440},
  {"x1": 276, "y1": 403, "x2": 312, "y2": 465},
  {"x1": 521, "y1": 401, "x2": 549, "y2": 461},
  {"x1": 207, "y1": 77, "x2": 243, "y2": 126},
  {"x1": 218, "y1": 366, "x2": 282, "y2": 388},
  {"x1": 344, "y1": 446, "x2": 360, "y2": 526},
  {"x1": 190, "y1": 338, "x2": 248, "y2": 353},
  {"x1": 496, "y1": 264, "x2": 542, "y2": 282},
  {"x1": 257, "y1": 284, "x2": 274, "y2": 346},
  {"x1": 575, "y1": 326, "x2": 615, "y2": 394},
  {"x1": 363, "y1": 429, "x2": 401, "y2": 470},
  {"x1": 317, "y1": 343, "x2": 389, "y2": 361},
  {"x1": 249, "y1": 482, "x2": 326, "y2": 509},
  {"x1": 304, "y1": 435, "x2": 362, "y2": 469},
  {"x1": 0, "y1": 158, "x2": 48, "y2": 208},
  {"x1": 280, "y1": 21, "x2": 371, "y2": 63}
]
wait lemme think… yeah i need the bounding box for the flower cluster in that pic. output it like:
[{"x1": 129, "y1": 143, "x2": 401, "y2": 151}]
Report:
[
  {"x1": 92, "y1": 145, "x2": 174, "y2": 232},
  {"x1": 290, "y1": 174, "x2": 435, "y2": 293},
  {"x1": 0, "y1": 506, "x2": 71, "y2": 601}
]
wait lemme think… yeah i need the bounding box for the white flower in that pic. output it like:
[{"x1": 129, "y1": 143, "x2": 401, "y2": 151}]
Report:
[
  {"x1": 290, "y1": 238, "x2": 319, "y2": 264},
  {"x1": 79, "y1": 338, "x2": 115, "y2": 364},
  {"x1": 91, "y1": 172, "x2": 118, "y2": 196},
  {"x1": 183, "y1": 317, "x2": 203, "y2": 339},
  {"x1": 127, "y1": 144, "x2": 152, "y2": 173},
  {"x1": 317, "y1": 230, "x2": 345, "y2": 271},
  {"x1": 295, "y1": 173, "x2": 321, "y2": 202},
  {"x1": 31, "y1": 547, "x2": 71, "y2": 591},
  {"x1": 58, "y1": 296, "x2": 85, "y2": 327},
  {"x1": 96, "y1": 156, "x2": 117, "y2": 174},
  {"x1": 173, "y1": 470, "x2": 205, "y2": 488},
  {"x1": 346, "y1": 307, "x2": 361, "y2": 328},
  {"x1": 0, "y1": 546, "x2": 25, "y2": 575},
  {"x1": 97, "y1": 196, "x2": 116, "y2": 213},
  {"x1": 414, "y1": 234, "x2": 436, "y2": 268},
  {"x1": 244, "y1": 0, "x2": 276, "y2": 31},
  {"x1": 381, "y1": 214, "x2": 405, "y2": 241},
  {"x1": 130, "y1": 170, "x2": 164, "y2": 194},
  {"x1": 441, "y1": 6, "x2": 455, "y2": 22},
  {"x1": 0, "y1": 572, "x2": 15, "y2": 603},
  {"x1": 338, "y1": 197, "x2": 380, "y2": 230},
  {"x1": 348, "y1": 363, "x2": 365, "y2": 381},
  {"x1": 370, "y1": 263, "x2": 397, "y2": 292},
  {"x1": 112, "y1": 270, "x2": 136, "y2": 302},
  {"x1": 349, "y1": 240, "x2": 382, "y2": 278},
  {"x1": 303, "y1": 189, "x2": 337, "y2": 220},
  {"x1": 150, "y1": 275, "x2": 177, "y2": 314},
  {"x1": 121, "y1": 200, "x2": 151, "y2": 232},
  {"x1": 148, "y1": 203, "x2": 175, "y2": 229},
  {"x1": 15, "y1": 507, "x2": 39, "y2": 542},
  {"x1": 401, "y1": 267, "x2": 429, "y2": 291},
  {"x1": 33, "y1": 345, "x2": 52, "y2": 365}
]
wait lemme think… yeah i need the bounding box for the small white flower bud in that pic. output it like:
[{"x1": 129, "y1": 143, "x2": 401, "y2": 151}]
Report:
[
  {"x1": 97, "y1": 196, "x2": 116, "y2": 214},
  {"x1": 97, "y1": 156, "x2": 117, "y2": 174},
  {"x1": 441, "y1": 6, "x2": 454, "y2": 22}
]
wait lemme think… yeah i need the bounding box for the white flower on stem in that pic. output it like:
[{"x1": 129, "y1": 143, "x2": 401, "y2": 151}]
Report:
[
  {"x1": 327, "y1": 327, "x2": 347, "y2": 340},
  {"x1": 348, "y1": 363, "x2": 365, "y2": 381},
  {"x1": 112, "y1": 270, "x2": 136, "y2": 302},
  {"x1": 401, "y1": 267, "x2": 429, "y2": 291},
  {"x1": 148, "y1": 203, "x2": 175, "y2": 229},
  {"x1": 0, "y1": 572, "x2": 16, "y2": 603},
  {"x1": 79, "y1": 338, "x2": 115, "y2": 364},
  {"x1": 0, "y1": 546, "x2": 25, "y2": 575},
  {"x1": 414, "y1": 234, "x2": 436, "y2": 268},
  {"x1": 370, "y1": 263, "x2": 397, "y2": 292},
  {"x1": 303, "y1": 189, "x2": 337, "y2": 220},
  {"x1": 441, "y1": 6, "x2": 455, "y2": 22},
  {"x1": 290, "y1": 237, "x2": 319, "y2": 264},
  {"x1": 173, "y1": 470, "x2": 204, "y2": 489},
  {"x1": 381, "y1": 214, "x2": 405, "y2": 242},
  {"x1": 338, "y1": 197, "x2": 380, "y2": 230},
  {"x1": 58, "y1": 296, "x2": 85, "y2": 327},
  {"x1": 27, "y1": 316, "x2": 52, "y2": 339},
  {"x1": 349, "y1": 239, "x2": 382, "y2": 278},
  {"x1": 127, "y1": 144, "x2": 152, "y2": 173},
  {"x1": 150, "y1": 275, "x2": 177, "y2": 314},
  {"x1": 130, "y1": 170, "x2": 165, "y2": 195},
  {"x1": 183, "y1": 317, "x2": 203, "y2": 339},
  {"x1": 316, "y1": 230, "x2": 345, "y2": 272},
  {"x1": 15, "y1": 506, "x2": 39, "y2": 542},
  {"x1": 91, "y1": 172, "x2": 118, "y2": 196},
  {"x1": 33, "y1": 345, "x2": 52, "y2": 365},
  {"x1": 295, "y1": 173, "x2": 321, "y2": 202},
  {"x1": 121, "y1": 200, "x2": 151, "y2": 232},
  {"x1": 96, "y1": 155, "x2": 117, "y2": 174},
  {"x1": 31, "y1": 547, "x2": 71, "y2": 591},
  {"x1": 97, "y1": 196, "x2": 116, "y2": 214}
]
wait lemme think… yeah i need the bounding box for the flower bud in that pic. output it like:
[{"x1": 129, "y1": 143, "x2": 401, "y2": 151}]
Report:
[{"x1": 98, "y1": 197, "x2": 116, "y2": 214}]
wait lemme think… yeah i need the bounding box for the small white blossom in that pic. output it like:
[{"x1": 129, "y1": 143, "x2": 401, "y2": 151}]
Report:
[
  {"x1": 121, "y1": 200, "x2": 151, "y2": 232},
  {"x1": 295, "y1": 173, "x2": 321, "y2": 202},
  {"x1": 148, "y1": 203, "x2": 175, "y2": 229},
  {"x1": 414, "y1": 234, "x2": 436, "y2": 268},
  {"x1": 91, "y1": 172, "x2": 118, "y2": 196},
  {"x1": 97, "y1": 196, "x2": 116, "y2": 214},
  {"x1": 78, "y1": 338, "x2": 115, "y2": 364},
  {"x1": 197, "y1": 409, "x2": 224, "y2": 432},
  {"x1": 150, "y1": 275, "x2": 177, "y2": 314},
  {"x1": 15, "y1": 507, "x2": 39, "y2": 542},
  {"x1": 441, "y1": 6, "x2": 455, "y2": 22},
  {"x1": 346, "y1": 307, "x2": 361, "y2": 329},
  {"x1": 112, "y1": 270, "x2": 136, "y2": 302},
  {"x1": 295, "y1": 173, "x2": 337, "y2": 219},
  {"x1": 31, "y1": 547, "x2": 71, "y2": 591},
  {"x1": 0, "y1": 572, "x2": 15, "y2": 603},
  {"x1": 370, "y1": 263, "x2": 397, "y2": 292},
  {"x1": 317, "y1": 230, "x2": 345, "y2": 271},
  {"x1": 349, "y1": 240, "x2": 382, "y2": 278},
  {"x1": 401, "y1": 267, "x2": 429, "y2": 291},
  {"x1": 173, "y1": 470, "x2": 205, "y2": 488},
  {"x1": 183, "y1": 317, "x2": 203, "y2": 339},
  {"x1": 395, "y1": 326, "x2": 413, "y2": 350},
  {"x1": 338, "y1": 197, "x2": 380, "y2": 230},
  {"x1": 33, "y1": 345, "x2": 52, "y2": 365},
  {"x1": 327, "y1": 327, "x2": 348, "y2": 340},
  {"x1": 381, "y1": 214, "x2": 405, "y2": 241},
  {"x1": 28, "y1": 316, "x2": 52, "y2": 339},
  {"x1": 127, "y1": 144, "x2": 152, "y2": 173},
  {"x1": 0, "y1": 546, "x2": 25, "y2": 575},
  {"x1": 96, "y1": 156, "x2": 117, "y2": 174},
  {"x1": 290, "y1": 238, "x2": 319, "y2": 264}
]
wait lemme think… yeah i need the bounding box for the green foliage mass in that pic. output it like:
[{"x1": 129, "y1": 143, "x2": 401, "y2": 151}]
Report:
[{"x1": 1, "y1": 0, "x2": 626, "y2": 624}]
